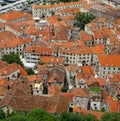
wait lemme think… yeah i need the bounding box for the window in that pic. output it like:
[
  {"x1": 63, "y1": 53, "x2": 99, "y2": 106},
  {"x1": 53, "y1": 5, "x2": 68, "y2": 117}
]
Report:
[
  {"x1": 95, "y1": 107, "x2": 97, "y2": 110},
  {"x1": 94, "y1": 104, "x2": 96, "y2": 106}
]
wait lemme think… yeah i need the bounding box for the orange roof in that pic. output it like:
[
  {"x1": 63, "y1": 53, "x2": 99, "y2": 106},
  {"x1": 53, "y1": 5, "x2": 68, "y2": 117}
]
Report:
[
  {"x1": 48, "y1": 76, "x2": 54, "y2": 83},
  {"x1": 77, "y1": 73, "x2": 86, "y2": 80},
  {"x1": 59, "y1": 41, "x2": 75, "y2": 49},
  {"x1": 48, "y1": 84, "x2": 61, "y2": 95},
  {"x1": 0, "y1": 31, "x2": 23, "y2": 49},
  {"x1": 24, "y1": 46, "x2": 52, "y2": 56},
  {"x1": 102, "y1": 90, "x2": 110, "y2": 103},
  {"x1": 0, "y1": 22, "x2": 5, "y2": 28},
  {"x1": 9, "y1": 80, "x2": 14, "y2": 88},
  {"x1": 109, "y1": 73, "x2": 120, "y2": 83},
  {"x1": 0, "y1": 87, "x2": 7, "y2": 96},
  {"x1": 102, "y1": 26, "x2": 114, "y2": 37},
  {"x1": 72, "y1": 88, "x2": 89, "y2": 97},
  {"x1": 73, "y1": 106, "x2": 104, "y2": 120},
  {"x1": 32, "y1": 0, "x2": 87, "y2": 9},
  {"x1": 90, "y1": 44, "x2": 105, "y2": 54},
  {"x1": 0, "y1": 78, "x2": 7, "y2": 87},
  {"x1": 24, "y1": 38, "x2": 33, "y2": 44},
  {"x1": 96, "y1": 17, "x2": 106, "y2": 23},
  {"x1": 18, "y1": 65, "x2": 28, "y2": 76},
  {"x1": 87, "y1": 78, "x2": 106, "y2": 86},
  {"x1": 46, "y1": 15, "x2": 60, "y2": 26},
  {"x1": 79, "y1": 30, "x2": 92, "y2": 41},
  {"x1": 97, "y1": 54, "x2": 120, "y2": 67},
  {"x1": 81, "y1": 66, "x2": 95, "y2": 76},
  {"x1": 93, "y1": 30, "x2": 104, "y2": 39},
  {"x1": 40, "y1": 56, "x2": 63, "y2": 64},
  {"x1": 37, "y1": 64, "x2": 48, "y2": 75},
  {"x1": 107, "y1": 96, "x2": 119, "y2": 112},
  {"x1": 0, "y1": 60, "x2": 7, "y2": 69},
  {"x1": 82, "y1": 3, "x2": 98, "y2": 11},
  {"x1": 59, "y1": 8, "x2": 80, "y2": 14},
  {"x1": 107, "y1": 36, "x2": 118, "y2": 43},
  {"x1": 27, "y1": 75, "x2": 41, "y2": 83},
  {"x1": 59, "y1": 45, "x2": 92, "y2": 54},
  {"x1": 0, "y1": 10, "x2": 31, "y2": 21},
  {"x1": 61, "y1": 92, "x2": 73, "y2": 102},
  {"x1": 0, "y1": 63, "x2": 19, "y2": 76},
  {"x1": 116, "y1": 18, "x2": 120, "y2": 25},
  {"x1": 65, "y1": 64, "x2": 80, "y2": 73},
  {"x1": 62, "y1": 15, "x2": 75, "y2": 23}
]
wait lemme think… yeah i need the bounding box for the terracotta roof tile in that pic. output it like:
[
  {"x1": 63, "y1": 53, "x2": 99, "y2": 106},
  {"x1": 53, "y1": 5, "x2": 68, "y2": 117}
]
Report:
[
  {"x1": 73, "y1": 106, "x2": 104, "y2": 120},
  {"x1": 48, "y1": 84, "x2": 61, "y2": 95},
  {"x1": 102, "y1": 90, "x2": 110, "y2": 103},
  {"x1": 0, "y1": 60, "x2": 7, "y2": 70},
  {"x1": 97, "y1": 54, "x2": 120, "y2": 67},
  {"x1": 0, "y1": 10, "x2": 31, "y2": 21},
  {"x1": 81, "y1": 66, "x2": 95, "y2": 76},
  {"x1": 27, "y1": 75, "x2": 41, "y2": 83},
  {"x1": 59, "y1": 45, "x2": 92, "y2": 54},
  {"x1": 32, "y1": 0, "x2": 87, "y2": 9},
  {"x1": 87, "y1": 78, "x2": 106, "y2": 86},
  {"x1": 0, "y1": 91, "x2": 70, "y2": 114},
  {"x1": 106, "y1": 96, "x2": 119, "y2": 112},
  {"x1": 109, "y1": 73, "x2": 120, "y2": 83},
  {"x1": 79, "y1": 30, "x2": 92, "y2": 41},
  {"x1": 90, "y1": 44, "x2": 105, "y2": 54},
  {"x1": 0, "y1": 63, "x2": 19, "y2": 76},
  {"x1": 72, "y1": 88, "x2": 89, "y2": 97},
  {"x1": 65, "y1": 64, "x2": 80, "y2": 73},
  {"x1": 0, "y1": 87, "x2": 7, "y2": 96},
  {"x1": 59, "y1": 8, "x2": 80, "y2": 14},
  {"x1": 40, "y1": 56, "x2": 64, "y2": 64},
  {"x1": 61, "y1": 92, "x2": 73, "y2": 102},
  {"x1": 0, "y1": 78, "x2": 7, "y2": 87},
  {"x1": 18, "y1": 65, "x2": 28, "y2": 76},
  {"x1": 24, "y1": 46, "x2": 52, "y2": 56}
]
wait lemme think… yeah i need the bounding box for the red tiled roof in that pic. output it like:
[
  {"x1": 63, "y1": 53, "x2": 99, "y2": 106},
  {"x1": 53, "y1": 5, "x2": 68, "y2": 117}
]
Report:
[
  {"x1": 61, "y1": 92, "x2": 73, "y2": 102},
  {"x1": 87, "y1": 78, "x2": 106, "y2": 86},
  {"x1": 40, "y1": 56, "x2": 63, "y2": 64},
  {"x1": 72, "y1": 88, "x2": 89, "y2": 97},
  {"x1": 24, "y1": 46, "x2": 52, "y2": 56},
  {"x1": 27, "y1": 75, "x2": 41, "y2": 83},
  {"x1": 73, "y1": 106, "x2": 104, "y2": 120},
  {"x1": 18, "y1": 65, "x2": 28, "y2": 76},
  {"x1": 0, "y1": 63, "x2": 19, "y2": 76},
  {"x1": 109, "y1": 73, "x2": 120, "y2": 83},
  {"x1": 107, "y1": 96, "x2": 119, "y2": 112},
  {"x1": 32, "y1": 0, "x2": 87, "y2": 9},
  {"x1": 0, "y1": 78, "x2": 7, "y2": 87},
  {"x1": 97, "y1": 54, "x2": 120, "y2": 67},
  {"x1": 0, "y1": 10, "x2": 31, "y2": 21}
]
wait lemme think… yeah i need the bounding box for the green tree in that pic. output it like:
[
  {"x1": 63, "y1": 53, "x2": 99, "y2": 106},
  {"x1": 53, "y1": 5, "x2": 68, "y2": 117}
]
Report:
[
  {"x1": 101, "y1": 112, "x2": 120, "y2": 121},
  {"x1": 5, "y1": 112, "x2": 27, "y2": 121},
  {"x1": 27, "y1": 108, "x2": 55, "y2": 121},
  {"x1": 100, "y1": 107, "x2": 105, "y2": 112},
  {"x1": 0, "y1": 109, "x2": 5, "y2": 120},
  {"x1": 2, "y1": 52, "x2": 23, "y2": 67},
  {"x1": 25, "y1": 68, "x2": 35, "y2": 75},
  {"x1": 75, "y1": 12, "x2": 95, "y2": 30},
  {"x1": 57, "y1": 17, "x2": 62, "y2": 21},
  {"x1": 83, "y1": 114, "x2": 98, "y2": 121},
  {"x1": 61, "y1": 87, "x2": 68, "y2": 92},
  {"x1": 56, "y1": 112, "x2": 83, "y2": 121}
]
